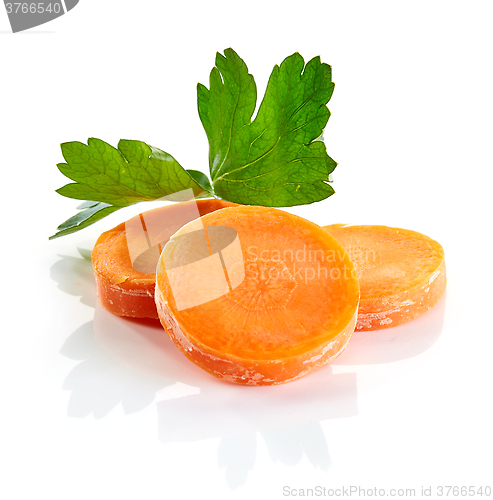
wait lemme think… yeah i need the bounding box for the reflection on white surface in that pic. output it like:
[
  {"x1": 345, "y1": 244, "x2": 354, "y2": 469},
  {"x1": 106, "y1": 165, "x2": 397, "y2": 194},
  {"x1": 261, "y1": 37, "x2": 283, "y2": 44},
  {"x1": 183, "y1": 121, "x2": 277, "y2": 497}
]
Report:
[
  {"x1": 333, "y1": 294, "x2": 446, "y2": 366},
  {"x1": 156, "y1": 368, "x2": 355, "y2": 488},
  {"x1": 218, "y1": 433, "x2": 257, "y2": 489},
  {"x1": 157, "y1": 369, "x2": 357, "y2": 441},
  {"x1": 217, "y1": 424, "x2": 331, "y2": 489},
  {"x1": 58, "y1": 280, "x2": 349, "y2": 487},
  {"x1": 51, "y1": 253, "x2": 446, "y2": 489},
  {"x1": 52, "y1": 253, "x2": 180, "y2": 418},
  {"x1": 60, "y1": 320, "x2": 170, "y2": 418},
  {"x1": 91, "y1": 298, "x2": 354, "y2": 489},
  {"x1": 50, "y1": 252, "x2": 96, "y2": 309},
  {"x1": 262, "y1": 423, "x2": 330, "y2": 469}
]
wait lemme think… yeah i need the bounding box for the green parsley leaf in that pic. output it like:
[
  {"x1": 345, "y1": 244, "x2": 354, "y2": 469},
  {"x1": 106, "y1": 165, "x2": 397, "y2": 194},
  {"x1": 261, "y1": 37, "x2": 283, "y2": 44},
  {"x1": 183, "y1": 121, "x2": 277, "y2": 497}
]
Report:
[
  {"x1": 52, "y1": 49, "x2": 339, "y2": 239},
  {"x1": 56, "y1": 138, "x2": 210, "y2": 206},
  {"x1": 52, "y1": 139, "x2": 212, "y2": 237},
  {"x1": 186, "y1": 169, "x2": 213, "y2": 193},
  {"x1": 198, "y1": 49, "x2": 336, "y2": 206},
  {"x1": 49, "y1": 201, "x2": 120, "y2": 239}
]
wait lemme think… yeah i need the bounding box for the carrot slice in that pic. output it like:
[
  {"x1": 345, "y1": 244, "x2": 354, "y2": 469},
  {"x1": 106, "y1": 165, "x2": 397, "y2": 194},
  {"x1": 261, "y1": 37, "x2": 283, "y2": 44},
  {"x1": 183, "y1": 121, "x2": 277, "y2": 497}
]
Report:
[
  {"x1": 323, "y1": 224, "x2": 446, "y2": 331},
  {"x1": 155, "y1": 206, "x2": 359, "y2": 385},
  {"x1": 92, "y1": 199, "x2": 236, "y2": 318}
]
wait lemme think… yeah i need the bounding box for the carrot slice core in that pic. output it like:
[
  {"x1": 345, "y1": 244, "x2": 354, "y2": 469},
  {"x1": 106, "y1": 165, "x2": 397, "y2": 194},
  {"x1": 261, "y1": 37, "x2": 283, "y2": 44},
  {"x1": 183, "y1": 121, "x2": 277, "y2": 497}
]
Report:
[
  {"x1": 323, "y1": 224, "x2": 446, "y2": 331},
  {"x1": 156, "y1": 206, "x2": 359, "y2": 385}
]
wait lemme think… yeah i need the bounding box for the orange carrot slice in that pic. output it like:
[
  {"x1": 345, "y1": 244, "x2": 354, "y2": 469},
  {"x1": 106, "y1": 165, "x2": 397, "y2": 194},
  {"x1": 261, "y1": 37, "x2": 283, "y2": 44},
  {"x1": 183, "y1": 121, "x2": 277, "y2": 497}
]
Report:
[
  {"x1": 92, "y1": 199, "x2": 236, "y2": 318},
  {"x1": 155, "y1": 206, "x2": 359, "y2": 385},
  {"x1": 323, "y1": 224, "x2": 446, "y2": 331}
]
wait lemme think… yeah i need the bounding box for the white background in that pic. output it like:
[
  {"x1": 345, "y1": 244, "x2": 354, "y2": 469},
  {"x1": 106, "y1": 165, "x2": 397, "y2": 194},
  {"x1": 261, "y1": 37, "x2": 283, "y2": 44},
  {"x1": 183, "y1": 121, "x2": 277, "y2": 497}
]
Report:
[{"x1": 1, "y1": 1, "x2": 492, "y2": 499}]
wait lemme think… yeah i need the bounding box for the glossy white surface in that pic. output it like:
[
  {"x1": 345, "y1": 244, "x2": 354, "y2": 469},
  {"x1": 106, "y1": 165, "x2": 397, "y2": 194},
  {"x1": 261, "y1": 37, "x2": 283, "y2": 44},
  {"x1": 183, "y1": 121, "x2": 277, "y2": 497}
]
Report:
[{"x1": 2, "y1": 2, "x2": 492, "y2": 498}]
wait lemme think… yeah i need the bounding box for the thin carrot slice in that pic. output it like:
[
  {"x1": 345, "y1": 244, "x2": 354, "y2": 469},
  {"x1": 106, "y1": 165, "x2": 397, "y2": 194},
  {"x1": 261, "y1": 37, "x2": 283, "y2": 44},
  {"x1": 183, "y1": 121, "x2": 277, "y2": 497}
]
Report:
[
  {"x1": 323, "y1": 224, "x2": 446, "y2": 331},
  {"x1": 92, "y1": 199, "x2": 236, "y2": 318},
  {"x1": 155, "y1": 206, "x2": 359, "y2": 385}
]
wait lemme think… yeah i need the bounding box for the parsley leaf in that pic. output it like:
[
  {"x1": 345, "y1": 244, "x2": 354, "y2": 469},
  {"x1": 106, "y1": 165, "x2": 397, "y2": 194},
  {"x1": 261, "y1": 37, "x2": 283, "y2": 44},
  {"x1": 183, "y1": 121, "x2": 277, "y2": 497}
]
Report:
[
  {"x1": 52, "y1": 139, "x2": 211, "y2": 237},
  {"x1": 52, "y1": 49, "x2": 338, "y2": 239},
  {"x1": 49, "y1": 201, "x2": 120, "y2": 240},
  {"x1": 56, "y1": 138, "x2": 210, "y2": 206},
  {"x1": 198, "y1": 49, "x2": 337, "y2": 206}
]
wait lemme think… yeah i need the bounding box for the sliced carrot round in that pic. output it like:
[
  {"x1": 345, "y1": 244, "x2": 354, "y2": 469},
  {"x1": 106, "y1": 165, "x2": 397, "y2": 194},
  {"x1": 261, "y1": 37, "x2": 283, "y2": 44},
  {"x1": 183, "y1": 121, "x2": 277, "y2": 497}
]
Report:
[
  {"x1": 323, "y1": 224, "x2": 446, "y2": 331},
  {"x1": 155, "y1": 206, "x2": 360, "y2": 385},
  {"x1": 92, "y1": 199, "x2": 236, "y2": 318}
]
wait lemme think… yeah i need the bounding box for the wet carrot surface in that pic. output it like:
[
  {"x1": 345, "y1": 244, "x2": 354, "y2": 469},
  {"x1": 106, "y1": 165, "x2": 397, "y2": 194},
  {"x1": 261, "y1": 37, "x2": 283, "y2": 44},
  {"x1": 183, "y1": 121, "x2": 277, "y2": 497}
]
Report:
[
  {"x1": 92, "y1": 199, "x2": 236, "y2": 318},
  {"x1": 323, "y1": 224, "x2": 446, "y2": 331},
  {"x1": 156, "y1": 206, "x2": 360, "y2": 385}
]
